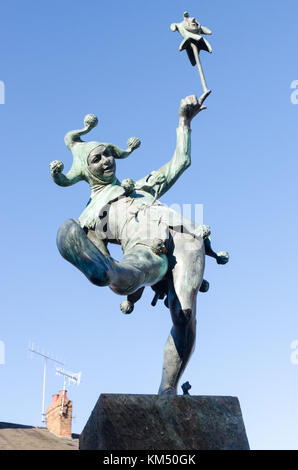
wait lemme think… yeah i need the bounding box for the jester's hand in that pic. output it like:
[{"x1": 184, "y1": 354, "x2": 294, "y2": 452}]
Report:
[
  {"x1": 179, "y1": 91, "x2": 210, "y2": 127},
  {"x1": 50, "y1": 160, "x2": 64, "y2": 175}
]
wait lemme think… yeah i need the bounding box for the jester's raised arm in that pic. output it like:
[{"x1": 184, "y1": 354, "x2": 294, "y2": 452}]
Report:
[{"x1": 135, "y1": 91, "x2": 209, "y2": 199}]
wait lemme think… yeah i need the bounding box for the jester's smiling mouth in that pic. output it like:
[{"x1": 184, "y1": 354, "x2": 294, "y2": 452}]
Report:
[{"x1": 103, "y1": 164, "x2": 114, "y2": 172}]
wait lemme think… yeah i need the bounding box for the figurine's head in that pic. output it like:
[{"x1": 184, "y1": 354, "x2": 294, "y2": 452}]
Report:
[
  {"x1": 183, "y1": 11, "x2": 200, "y2": 33},
  {"x1": 64, "y1": 114, "x2": 140, "y2": 187}
]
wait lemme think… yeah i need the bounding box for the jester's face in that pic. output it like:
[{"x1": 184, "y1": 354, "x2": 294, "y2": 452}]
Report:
[
  {"x1": 184, "y1": 17, "x2": 200, "y2": 33},
  {"x1": 87, "y1": 145, "x2": 116, "y2": 183}
]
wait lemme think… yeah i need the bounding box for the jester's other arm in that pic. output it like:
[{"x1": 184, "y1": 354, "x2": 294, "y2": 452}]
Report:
[
  {"x1": 135, "y1": 92, "x2": 209, "y2": 199},
  {"x1": 50, "y1": 160, "x2": 83, "y2": 186}
]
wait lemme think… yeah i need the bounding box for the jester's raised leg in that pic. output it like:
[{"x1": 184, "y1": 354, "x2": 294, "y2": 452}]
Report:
[{"x1": 57, "y1": 219, "x2": 168, "y2": 296}]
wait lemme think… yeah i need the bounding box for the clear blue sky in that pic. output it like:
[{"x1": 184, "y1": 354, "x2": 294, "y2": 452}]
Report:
[{"x1": 0, "y1": 0, "x2": 298, "y2": 450}]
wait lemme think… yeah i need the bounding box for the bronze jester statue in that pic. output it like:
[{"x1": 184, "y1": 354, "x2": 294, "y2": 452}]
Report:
[{"x1": 50, "y1": 89, "x2": 228, "y2": 395}]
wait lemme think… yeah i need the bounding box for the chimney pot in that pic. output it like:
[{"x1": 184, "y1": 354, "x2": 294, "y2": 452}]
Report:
[{"x1": 46, "y1": 390, "x2": 73, "y2": 438}]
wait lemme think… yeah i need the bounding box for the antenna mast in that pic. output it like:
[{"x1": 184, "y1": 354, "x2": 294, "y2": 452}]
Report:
[{"x1": 28, "y1": 342, "x2": 64, "y2": 424}]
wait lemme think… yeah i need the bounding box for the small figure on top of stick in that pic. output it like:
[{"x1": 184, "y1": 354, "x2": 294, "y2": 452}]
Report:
[{"x1": 171, "y1": 12, "x2": 212, "y2": 95}]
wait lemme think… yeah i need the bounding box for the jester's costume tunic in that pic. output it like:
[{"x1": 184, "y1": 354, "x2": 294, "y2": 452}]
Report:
[{"x1": 52, "y1": 114, "x2": 204, "y2": 256}]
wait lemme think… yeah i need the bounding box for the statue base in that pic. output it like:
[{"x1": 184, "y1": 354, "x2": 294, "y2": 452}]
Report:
[{"x1": 79, "y1": 394, "x2": 249, "y2": 450}]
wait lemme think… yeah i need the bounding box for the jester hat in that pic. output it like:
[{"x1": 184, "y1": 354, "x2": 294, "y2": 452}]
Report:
[{"x1": 60, "y1": 113, "x2": 140, "y2": 187}]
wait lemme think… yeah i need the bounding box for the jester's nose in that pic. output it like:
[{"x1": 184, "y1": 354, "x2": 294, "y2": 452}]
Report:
[{"x1": 101, "y1": 155, "x2": 113, "y2": 165}]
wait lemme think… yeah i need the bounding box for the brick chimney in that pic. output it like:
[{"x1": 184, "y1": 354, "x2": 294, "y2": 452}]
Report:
[{"x1": 46, "y1": 390, "x2": 72, "y2": 438}]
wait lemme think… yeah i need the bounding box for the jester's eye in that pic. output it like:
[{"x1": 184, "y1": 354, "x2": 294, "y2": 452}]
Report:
[
  {"x1": 104, "y1": 146, "x2": 116, "y2": 158},
  {"x1": 92, "y1": 155, "x2": 101, "y2": 164}
]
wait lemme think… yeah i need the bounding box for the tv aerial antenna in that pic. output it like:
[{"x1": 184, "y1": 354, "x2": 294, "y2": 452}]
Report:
[
  {"x1": 55, "y1": 367, "x2": 82, "y2": 416},
  {"x1": 28, "y1": 342, "x2": 64, "y2": 424}
]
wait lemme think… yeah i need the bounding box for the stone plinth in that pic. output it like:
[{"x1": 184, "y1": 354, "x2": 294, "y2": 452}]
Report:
[{"x1": 79, "y1": 394, "x2": 249, "y2": 450}]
